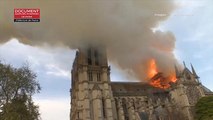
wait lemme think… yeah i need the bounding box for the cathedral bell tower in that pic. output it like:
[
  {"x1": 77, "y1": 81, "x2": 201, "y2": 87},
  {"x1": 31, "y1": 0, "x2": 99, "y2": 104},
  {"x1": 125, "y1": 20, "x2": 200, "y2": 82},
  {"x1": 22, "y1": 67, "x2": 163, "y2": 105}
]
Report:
[{"x1": 70, "y1": 46, "x2": 115, "y2": 120}]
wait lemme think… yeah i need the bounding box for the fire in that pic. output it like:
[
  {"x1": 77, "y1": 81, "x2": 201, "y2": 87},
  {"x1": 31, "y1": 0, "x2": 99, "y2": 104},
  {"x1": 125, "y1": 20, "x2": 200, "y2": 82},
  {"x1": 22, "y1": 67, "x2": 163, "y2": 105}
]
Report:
[
  {"x1": 170, "y1": 75, "x2": 177, "y2": 83},
  {"x1": 148, "y1": 59, "x2": 158, "y2": 77},
  {"x1": 147, "y1": 59, "x2": 177, "y2": 89}
]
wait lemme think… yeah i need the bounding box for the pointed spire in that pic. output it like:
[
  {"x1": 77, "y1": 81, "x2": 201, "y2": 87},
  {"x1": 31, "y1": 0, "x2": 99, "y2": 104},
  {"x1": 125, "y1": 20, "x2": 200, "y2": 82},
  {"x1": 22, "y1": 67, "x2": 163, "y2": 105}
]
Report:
[
  {"x1": 174, "y1": 64, "x2": 180, "y2": 78},
  {"x1": 183, "y1": 61, "x2": 186, "y2": 68},
  {"x1": 190, "y1": 63, "x2": 199, "y2": 78}
]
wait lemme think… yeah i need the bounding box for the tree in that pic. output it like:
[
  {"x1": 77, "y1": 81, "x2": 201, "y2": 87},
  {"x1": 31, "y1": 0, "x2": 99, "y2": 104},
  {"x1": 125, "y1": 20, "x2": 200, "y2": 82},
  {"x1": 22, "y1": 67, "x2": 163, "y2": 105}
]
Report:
[
  {"x1": 195, "y1": 96, "x2": 213, "y2": 120},
  {"x1": 0, "y1": 61, "x2": 41, "y2": 120}
]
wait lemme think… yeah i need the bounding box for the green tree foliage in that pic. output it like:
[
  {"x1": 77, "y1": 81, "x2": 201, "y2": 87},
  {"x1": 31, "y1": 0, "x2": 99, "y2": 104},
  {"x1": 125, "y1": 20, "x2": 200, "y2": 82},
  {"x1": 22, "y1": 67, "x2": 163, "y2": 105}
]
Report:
[
  {"x1": 0, "y1": 61, "x2": 41, "y2": 120},
  {"x1": 195, "y1": 96, "x2": 213, "y2": 120},
  {"x1": 1, "y1": 95, "x2": 40, "y2": 120}
]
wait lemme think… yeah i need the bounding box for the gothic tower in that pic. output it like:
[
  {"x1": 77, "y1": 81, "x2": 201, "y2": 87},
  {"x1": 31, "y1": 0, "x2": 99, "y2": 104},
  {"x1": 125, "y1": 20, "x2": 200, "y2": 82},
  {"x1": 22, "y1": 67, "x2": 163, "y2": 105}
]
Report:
[
  {"x1": 70, "y1": 46, "x2": 116, "y2": 120},
  {"x1": 70, "y1": 47, "x2": 211, "y2": 120},
  {"x1": 170, "y1": 62, "x2": 205, "y2": 120}
]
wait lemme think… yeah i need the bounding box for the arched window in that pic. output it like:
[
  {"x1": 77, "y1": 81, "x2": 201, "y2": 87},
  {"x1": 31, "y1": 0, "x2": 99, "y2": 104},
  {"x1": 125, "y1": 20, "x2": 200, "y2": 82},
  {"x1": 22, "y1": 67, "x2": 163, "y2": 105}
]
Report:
[
  {"x1": 102, "y1": 98, "x2": 106, "y2": 118},
  {"x1": 122, "y1": 98, "x2": 129, "y2": 120},
  {"x1": 94, "y1": 50, "x2": 99, "y2": 65},
  {"x1": 97, "y1": 72, "x2": 101, "y2": 81},
  {"x1": 87, "y1": 48, "x2": 92, "y2": 65},
  {"x1": 88, "y1": 71, "x2": 93, "y2": 81}
]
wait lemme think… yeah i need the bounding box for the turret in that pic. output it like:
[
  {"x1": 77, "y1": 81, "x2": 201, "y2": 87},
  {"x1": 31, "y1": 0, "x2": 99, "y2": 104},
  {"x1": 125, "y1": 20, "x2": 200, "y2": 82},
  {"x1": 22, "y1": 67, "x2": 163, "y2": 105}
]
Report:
[
  {"x1": 183, "y1": 61, "x2": 186, "y2": 68},
  {"x1": 190, "y1": 63, "x2": 199, "y2": 79},
  {"x1": 174, "y1": 65, "x2": 180, "y2": 78}
]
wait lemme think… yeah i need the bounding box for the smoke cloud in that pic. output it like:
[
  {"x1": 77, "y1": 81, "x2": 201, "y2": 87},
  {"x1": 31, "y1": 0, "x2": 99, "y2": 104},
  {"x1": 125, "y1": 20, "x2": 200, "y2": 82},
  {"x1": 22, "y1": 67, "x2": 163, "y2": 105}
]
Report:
[{"x1": 0, "y1": 0, "x2": 179, "y2": 81}]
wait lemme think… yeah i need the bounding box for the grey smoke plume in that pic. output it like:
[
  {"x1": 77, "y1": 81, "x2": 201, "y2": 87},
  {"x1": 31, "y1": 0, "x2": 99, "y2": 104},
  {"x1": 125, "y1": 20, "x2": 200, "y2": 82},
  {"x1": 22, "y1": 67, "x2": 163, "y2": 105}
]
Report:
[{"x1": 0, "y1": 0, "x2": 178, "y2": 81}]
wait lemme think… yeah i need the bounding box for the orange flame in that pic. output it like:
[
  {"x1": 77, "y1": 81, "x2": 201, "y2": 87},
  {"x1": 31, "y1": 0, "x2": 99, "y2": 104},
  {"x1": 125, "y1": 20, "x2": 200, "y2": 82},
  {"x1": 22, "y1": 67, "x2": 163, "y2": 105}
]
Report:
[
  {"x1": 147, "y1": 59, "x2": 177, "y2": 89},
  {"x1": 170, "y1": 75, "x2": 177, "y2": 83},
  {"x1": 148, "y1": 59, "x2": 158, "y2": 77}
]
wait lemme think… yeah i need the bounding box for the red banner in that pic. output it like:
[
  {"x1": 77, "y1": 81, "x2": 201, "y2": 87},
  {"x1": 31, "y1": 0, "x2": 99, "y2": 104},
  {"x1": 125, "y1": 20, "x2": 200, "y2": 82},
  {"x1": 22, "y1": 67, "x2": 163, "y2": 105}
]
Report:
[{"x1": 14, "y1": 8, "x2": 40, "y2": 22}]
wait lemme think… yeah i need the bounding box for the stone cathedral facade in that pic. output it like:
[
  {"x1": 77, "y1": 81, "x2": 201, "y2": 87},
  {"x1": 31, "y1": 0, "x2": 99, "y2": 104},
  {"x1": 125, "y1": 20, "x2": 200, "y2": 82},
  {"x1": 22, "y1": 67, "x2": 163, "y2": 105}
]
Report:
[{"x1": 70, "y1": 47, "x2": 212, "y2": 120}]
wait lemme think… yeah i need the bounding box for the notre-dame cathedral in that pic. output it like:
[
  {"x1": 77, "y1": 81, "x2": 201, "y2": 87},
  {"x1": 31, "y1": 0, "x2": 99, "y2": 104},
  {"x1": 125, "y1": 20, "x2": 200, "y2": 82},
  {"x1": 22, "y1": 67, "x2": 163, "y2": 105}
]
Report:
[{"x1": 70, "y1": 47, "x2": 212, "y2": 120}]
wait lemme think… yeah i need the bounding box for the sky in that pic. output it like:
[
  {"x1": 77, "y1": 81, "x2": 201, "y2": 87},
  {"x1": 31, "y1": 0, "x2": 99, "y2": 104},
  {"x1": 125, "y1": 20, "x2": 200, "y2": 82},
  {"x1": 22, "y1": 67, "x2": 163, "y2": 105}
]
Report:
[{"x1": 0, "y1": 0, "x2": 213, "y2": 120}]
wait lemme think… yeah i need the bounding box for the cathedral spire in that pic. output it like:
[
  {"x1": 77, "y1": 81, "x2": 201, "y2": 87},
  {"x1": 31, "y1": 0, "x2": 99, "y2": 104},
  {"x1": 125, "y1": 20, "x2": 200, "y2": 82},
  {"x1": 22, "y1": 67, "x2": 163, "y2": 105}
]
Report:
[
  {"x1": 190, "y1": 63, "x2": 199, "y2": 78},
  {"x1": 174, "y1": 64, "x2": 180, "y2": 78},
  {"x1": 183, "y1": 61, "x2": 186, "y2": 68}
]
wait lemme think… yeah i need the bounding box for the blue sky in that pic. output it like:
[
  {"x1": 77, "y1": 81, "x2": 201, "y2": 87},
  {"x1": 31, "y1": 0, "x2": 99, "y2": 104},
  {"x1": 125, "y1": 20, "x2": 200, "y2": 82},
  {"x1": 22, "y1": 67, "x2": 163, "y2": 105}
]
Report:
[
  {"x1": 0, "y1": 0, "x2": 213, "y2": 120},
  {"x1": 163, "y1": 0, "x2": 213, "y2": 90}
]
